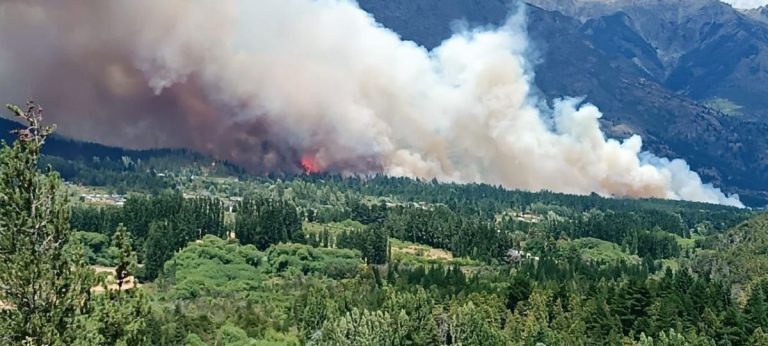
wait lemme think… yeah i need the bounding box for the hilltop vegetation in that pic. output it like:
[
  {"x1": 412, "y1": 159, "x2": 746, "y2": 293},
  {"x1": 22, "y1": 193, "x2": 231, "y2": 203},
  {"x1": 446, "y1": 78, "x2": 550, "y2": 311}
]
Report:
[{"x1": 694, "y1": 213, "x2": 768, "y2": 289}]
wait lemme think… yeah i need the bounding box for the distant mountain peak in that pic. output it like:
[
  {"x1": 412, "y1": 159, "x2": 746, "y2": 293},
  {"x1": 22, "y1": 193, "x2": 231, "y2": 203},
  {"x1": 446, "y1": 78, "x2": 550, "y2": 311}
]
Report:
[
  {"x1": 724, "y1": 0, "x2": 768, "y2": 9},
  {"x1": 740, "y1": 3, "x2": 768, "y2": 22},
  {"x1": 526, "y1": 0, "x2": 734, "y2": 19}
]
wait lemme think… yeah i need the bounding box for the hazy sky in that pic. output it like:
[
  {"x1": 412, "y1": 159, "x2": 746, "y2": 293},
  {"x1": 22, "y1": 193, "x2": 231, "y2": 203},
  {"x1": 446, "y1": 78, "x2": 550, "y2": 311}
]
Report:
[{"x1": 722, "y1": 0, "x2": 768, "y2": 8}]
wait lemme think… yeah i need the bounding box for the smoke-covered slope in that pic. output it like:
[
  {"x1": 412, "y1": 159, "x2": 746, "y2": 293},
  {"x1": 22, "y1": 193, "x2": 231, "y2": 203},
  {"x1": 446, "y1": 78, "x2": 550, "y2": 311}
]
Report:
[
  {"x1": 357, "y1": 0, "x2": 768, "y2": 206},
  {"x1": 0, "y1": 116, "x2": 185, "y2": 163}
]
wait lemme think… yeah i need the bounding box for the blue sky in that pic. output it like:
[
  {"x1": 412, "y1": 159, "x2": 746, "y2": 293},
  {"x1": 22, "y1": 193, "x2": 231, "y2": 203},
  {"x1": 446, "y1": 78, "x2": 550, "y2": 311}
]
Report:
[{"x1": 722, "y1": 0, "x2": 768, "y2": 8}]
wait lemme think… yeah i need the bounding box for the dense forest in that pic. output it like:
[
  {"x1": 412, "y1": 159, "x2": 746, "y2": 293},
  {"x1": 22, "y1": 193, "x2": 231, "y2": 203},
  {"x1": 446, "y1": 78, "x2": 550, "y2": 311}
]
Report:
[{"x1": 3, "y1": 103, "x2": 768, "y2": 345}]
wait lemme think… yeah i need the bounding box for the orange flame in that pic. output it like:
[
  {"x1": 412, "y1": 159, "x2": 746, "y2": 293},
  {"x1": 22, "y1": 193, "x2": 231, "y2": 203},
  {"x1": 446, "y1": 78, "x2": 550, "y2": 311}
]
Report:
[{"x1": 300, "y1": 154, "x2": 320, "y2": 174}]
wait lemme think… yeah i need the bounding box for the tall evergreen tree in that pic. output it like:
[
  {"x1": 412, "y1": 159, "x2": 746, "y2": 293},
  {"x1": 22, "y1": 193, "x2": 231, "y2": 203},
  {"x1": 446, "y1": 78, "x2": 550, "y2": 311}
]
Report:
[
  {"x1": 746, "y1": 287, "x2": 768, "y2": 333},
  {"x1": 0, "y1": 103, "x2": 95, "y2": 345},
  {"x1": 143, "y1": 220, "x2": 174, "y2": 281},
  {"x1": 112, "y1": 224, "x2": 136, "y2": 291},
  {"x1": 81, "y1": 224, "x2": 151, "y2": 346}
]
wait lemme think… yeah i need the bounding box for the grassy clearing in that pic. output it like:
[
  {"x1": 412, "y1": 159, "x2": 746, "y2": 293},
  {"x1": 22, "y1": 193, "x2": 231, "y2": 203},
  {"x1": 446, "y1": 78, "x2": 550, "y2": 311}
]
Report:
[
  {"x1": 557, "y1": 238, "x2": 640, "y2": 264},
  {"x1": 90, "y1": 265, "x2": 139, "y2": 293},
  {"x1": 704, "y1": 97, "x2": 743, "y2": 116},
  {"x1": 302, "y1": 221, "x2": 480, "y2": 266},
  {"x1": 389, "y1": 238, "x2": 480, "y2": 266},
  {"x1": 303, "y1": 220, "x2": 365, "y2": 235},
  {"x1": 675, "y1": 234, "x2": 698, "y2": 249},
  {"x1": 66, "y1": 184, "x2": 112, "y2": 198}
]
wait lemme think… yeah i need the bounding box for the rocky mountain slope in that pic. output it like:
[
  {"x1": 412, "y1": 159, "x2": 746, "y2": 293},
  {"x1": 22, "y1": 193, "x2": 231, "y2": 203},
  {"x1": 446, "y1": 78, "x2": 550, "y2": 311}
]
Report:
[
  {"x1": 357, "y1": 0, "x2": 768, "y2": 206},
  {"x1": 528, "y1": 0, "x2": 768, "y2": 119}
]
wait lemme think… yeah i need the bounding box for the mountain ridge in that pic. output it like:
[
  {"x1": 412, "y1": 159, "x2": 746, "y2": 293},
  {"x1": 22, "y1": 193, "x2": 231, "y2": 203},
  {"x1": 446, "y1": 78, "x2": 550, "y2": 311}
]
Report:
[
  {"x1": 0, "y1": 116, "x2": 190, "y2": 163},
  {"x1": 527, "y1": 0, "x2": 768, "y2": 119},
  {"x1": 357, "y1": 0, "x2": 768, "y2": 206}
]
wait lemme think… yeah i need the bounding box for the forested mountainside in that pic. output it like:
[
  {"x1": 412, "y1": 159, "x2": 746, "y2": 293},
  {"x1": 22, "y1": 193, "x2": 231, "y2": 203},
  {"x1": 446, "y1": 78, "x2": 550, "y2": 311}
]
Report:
[
  {"x1": 6, "y1": 104, "x2": 768, "y2": 344},
  {"x1": 357, "y1": 0, "x2": 768, "y2": 206}
]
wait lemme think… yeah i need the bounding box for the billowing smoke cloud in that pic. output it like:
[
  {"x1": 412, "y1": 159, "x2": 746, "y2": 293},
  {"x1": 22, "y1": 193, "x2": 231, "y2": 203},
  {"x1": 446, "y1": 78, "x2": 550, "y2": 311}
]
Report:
[{"x1": 0, "y1": 0, "x2": 743, "y2": 207}]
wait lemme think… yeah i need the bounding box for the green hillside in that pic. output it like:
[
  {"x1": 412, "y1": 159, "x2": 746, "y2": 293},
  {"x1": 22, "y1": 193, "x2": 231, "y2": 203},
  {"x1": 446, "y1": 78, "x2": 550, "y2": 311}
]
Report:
[{"x1": 694, "y1": 213, "x2": 768, "y2": 289}]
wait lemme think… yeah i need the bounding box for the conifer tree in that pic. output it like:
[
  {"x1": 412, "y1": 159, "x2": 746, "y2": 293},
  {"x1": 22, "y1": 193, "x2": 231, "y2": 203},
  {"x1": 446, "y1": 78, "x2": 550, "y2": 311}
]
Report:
[
  {"x1": 448, "y1": 300, "x2": 508, "y2": 345},
  {"x1": 0, "y1": 102, "x2": 95, "y2": 345},
  {"x1": 294, "y1": 286, "x2": 337, "y2": 343},
  {"x1": 381, "y1": 287, "x2": 440, "y2": 345},
  {"x1": 719, "y1": 305, "x2": 747, "y2": 345},
  {"x1": 80, "y1": 224, "x2": 150, "y2": 346},
  {"x1": 315, "y1": 308, "x2": 392, "y2": 345},
  {"x1": 746, "y1": 287, "x2": 768, "y2": 333},
  {"x1": 112, "y1": 224, "x2": 136, "y2": 291},
  {"x1": 143, "y1": 220, "x2": 174, "y2": 281}
]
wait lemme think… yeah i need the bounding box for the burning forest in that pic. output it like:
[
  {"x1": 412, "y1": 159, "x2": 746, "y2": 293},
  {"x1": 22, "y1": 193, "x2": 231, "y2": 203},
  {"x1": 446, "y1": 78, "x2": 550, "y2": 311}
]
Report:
[{"x1": 0, "y1": 0, "x2": 743, "y2": 206}]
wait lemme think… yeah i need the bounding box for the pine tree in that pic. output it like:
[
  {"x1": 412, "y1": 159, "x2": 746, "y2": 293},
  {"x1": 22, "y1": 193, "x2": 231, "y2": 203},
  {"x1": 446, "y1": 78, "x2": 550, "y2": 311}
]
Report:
[
  {"x1": 365, "y1": 224, "x2": 389, "y2": 265},
  {"x1": 746, "y1": 287, "x2": 768, "y2": 333},
  {"x1": 506, "y1": 274, "x2": 532, "y2": 311},
  {"x1": 294, "y1": 286, "x2": 337, "y2": 343},
  {"x1": 614, "y1": 279, "x2": 650, "y2": 334},
  {"x1": 321, "y1": 228, "x2": 330, "y2": 248},
  {"x1": 381, "y1": 287, "x2": 440, "y2": 345},
  {"x1": 587, "y1": 295, "x2": 622, "y2": 344},
  {"x1": 316, "y1": 308, "x2": 392, "y2": 345},
  {"x1": 448, "y1": 301, "x2": 508, "y2": 346},
  {"x1": 0, "y1": 102, "x2": 95, "y2": 345},
  {"x1": 719, "y1": 305, "x2": 747, "y2": 345},
  {"x1": 81, "y1": 224, "x2": 151, "y2": 346},
  {"x1": 143, "y1": 220, "x2": 174, "y2": 281},
  {"x1": 112, "y1": 224, "x2": 136, "y2": 291}
]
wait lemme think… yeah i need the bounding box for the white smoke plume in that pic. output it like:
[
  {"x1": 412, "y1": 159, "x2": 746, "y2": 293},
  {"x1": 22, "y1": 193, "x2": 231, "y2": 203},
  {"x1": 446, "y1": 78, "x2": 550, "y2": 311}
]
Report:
[{"x1": 0, "y1": 0, "x2": 743, "y2": 207}]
